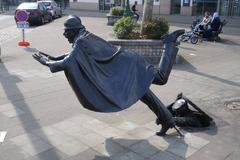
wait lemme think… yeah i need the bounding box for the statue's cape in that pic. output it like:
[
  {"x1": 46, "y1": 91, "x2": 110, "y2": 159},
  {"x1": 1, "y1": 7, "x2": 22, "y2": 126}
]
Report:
[{"x1": 51, "y1": 33, "x2": 156, "y2": 112}]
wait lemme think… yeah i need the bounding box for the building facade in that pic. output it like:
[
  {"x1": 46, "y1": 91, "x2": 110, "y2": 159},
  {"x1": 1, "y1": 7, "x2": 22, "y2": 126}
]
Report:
[
  {"x1": 5, "y1": 0, "x2": 239, "y2": 16},
  {"x1": 6, "y1": 0, "x2": 69, "y2": 8},
  {"x1": 69, "y1": 0, "x2": 240, "y2": 16}
]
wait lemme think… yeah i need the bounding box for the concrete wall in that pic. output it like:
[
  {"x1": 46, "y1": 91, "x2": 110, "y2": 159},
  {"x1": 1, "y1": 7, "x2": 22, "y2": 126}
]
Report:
[
  {"x1": 70, "y1": 0, "x2": 161, "y2": 13},
  {"x1": 70, "y1": 2, "x2": 98, "y2": 11},
  {"x1": 69, "y1": 0, "x2": 191, "y2": 16},
  {"x1": 159, "y1": 0, "x2": 171, "y2": 15},
  {"x1": 181, "y1": 6, "x2": 192, "y2": 16}
]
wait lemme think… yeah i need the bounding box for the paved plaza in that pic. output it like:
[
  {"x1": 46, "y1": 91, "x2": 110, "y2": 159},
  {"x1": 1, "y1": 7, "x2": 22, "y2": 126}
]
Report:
[{"x1": 0, "y1": 9, "x2": 240, "y2": 160}]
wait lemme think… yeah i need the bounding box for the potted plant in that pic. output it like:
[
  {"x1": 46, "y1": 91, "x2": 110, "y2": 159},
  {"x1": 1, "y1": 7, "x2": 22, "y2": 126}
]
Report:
[
  {"x1": 109, "y1": 17, "x2": 170, "y2": 64},
  {"x1": 107, "y1": 6, "x2": 124, "y2": 25}
]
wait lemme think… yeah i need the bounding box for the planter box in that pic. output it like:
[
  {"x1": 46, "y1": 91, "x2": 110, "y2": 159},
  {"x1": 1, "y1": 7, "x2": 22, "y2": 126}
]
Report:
[
  {"x1": 108, "y1": 39, "x2": 164, "y2": 65},
  {"x1": 106, "y1": 14, "x2": 138, "y2": 26},
  {"x1": 107, "y1": 14, "x2": 122, "y2": 25}
]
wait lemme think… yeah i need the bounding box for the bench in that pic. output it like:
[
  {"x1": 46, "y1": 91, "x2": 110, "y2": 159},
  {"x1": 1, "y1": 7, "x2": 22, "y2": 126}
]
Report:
[{"x1": 212, "y1": 19, "x2": 227, "y2": 41}]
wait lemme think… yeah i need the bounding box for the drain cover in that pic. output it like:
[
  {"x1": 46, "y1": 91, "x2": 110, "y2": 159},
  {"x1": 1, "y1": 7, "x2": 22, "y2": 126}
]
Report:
[{"x1": 226, "y1": 101, "x2": 240, "y2": 110}]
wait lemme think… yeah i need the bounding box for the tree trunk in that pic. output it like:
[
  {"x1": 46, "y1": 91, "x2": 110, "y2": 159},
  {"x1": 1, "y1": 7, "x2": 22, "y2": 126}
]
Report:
[
  {"x1": 121, "y1": 0, "x2": 125, "y2": 8},
  {"x1": 141, "y1": 0, "x2": 154, "y2": 34}
]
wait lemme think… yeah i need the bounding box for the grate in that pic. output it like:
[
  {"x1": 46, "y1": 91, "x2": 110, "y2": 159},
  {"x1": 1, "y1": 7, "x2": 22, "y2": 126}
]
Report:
[{"x1": 226, "y1": 100, "x2": 240, "y2": 110}]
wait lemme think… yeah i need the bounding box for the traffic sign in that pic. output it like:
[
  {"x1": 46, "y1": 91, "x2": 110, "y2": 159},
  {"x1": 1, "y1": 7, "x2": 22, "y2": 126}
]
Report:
[
  {"x1": 17, "y1": 21, "x2": 29, "y2": 28},
  {"x1": 16, "y1": 10, "x2": 29, "y2": 22}
]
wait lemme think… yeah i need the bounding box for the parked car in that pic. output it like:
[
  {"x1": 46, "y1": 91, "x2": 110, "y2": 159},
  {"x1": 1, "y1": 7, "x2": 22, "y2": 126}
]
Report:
[
  {"x1": 14, "y1": 2, "x2": 52, "y2": 25},
  {"x1": 38, "y1": 0, "x2": 62, "y2": 18}
]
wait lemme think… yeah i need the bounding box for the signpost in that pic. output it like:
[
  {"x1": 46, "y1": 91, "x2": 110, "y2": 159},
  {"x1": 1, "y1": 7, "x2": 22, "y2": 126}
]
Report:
[{"x1": 16, "y1": 10, "x2": 30, "y2": 46}]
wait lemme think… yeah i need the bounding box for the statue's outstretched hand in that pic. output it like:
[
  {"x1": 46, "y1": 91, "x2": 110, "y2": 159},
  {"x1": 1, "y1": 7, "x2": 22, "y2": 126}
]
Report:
[
  {"x1": 38, "y1": 51, "x2": 56, "y2": 60},
  {"x1": 32, "y1": 53, "x2": 49, "y2": 66}
]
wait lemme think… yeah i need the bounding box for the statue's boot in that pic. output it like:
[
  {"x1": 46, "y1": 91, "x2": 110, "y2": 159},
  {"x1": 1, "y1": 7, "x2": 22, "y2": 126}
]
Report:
[
  {"x1": 161, "y1": 29, "x2": 185, "y2": 44},
  {"x1": 140, "y1": 90, "x2": 178, "y2": 136}
]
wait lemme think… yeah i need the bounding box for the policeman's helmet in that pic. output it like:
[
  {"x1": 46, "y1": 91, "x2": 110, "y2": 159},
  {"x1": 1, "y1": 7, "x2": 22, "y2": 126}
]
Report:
[
  {"x1": 64, "y1": 15, "x2": 84, "y2": 30},
  {"x1": 172, "y1": 99, "x2": 189, "y2": 115}
]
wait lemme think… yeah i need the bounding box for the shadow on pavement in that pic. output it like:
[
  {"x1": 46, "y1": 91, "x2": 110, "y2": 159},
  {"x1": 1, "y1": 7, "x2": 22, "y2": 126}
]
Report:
[
  {"x1": 218, "y1": 38, "x2": 240, "y2": 46},
  {"x1": 92, "y1": 137, "x2": 186, "y2": 160},
  {"x1": 174, "y1": 56, "x2": 240, "y2": 88},
  {"x1": 179, "y1": 46, "x2": 197, "y2": 52},
  {"x1": 0, "y1": 63, "x2": 61, "y2": 159},
  {"x1": 24, "y1": 46, "x2": 39, "y2": 53},
  {"x1": 180, "y1": 121, "x2": 218, "y2": 136}
]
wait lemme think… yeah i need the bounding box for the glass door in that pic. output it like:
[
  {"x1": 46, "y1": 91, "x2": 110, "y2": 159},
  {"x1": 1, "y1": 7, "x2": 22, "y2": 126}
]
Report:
[
  {"x1": 222, "y1": 0, "x2": 240, "y2": 16},
  {"x1": 171, "y1": 0, "x2": 181, "y2": 14},
  {"x1": 99, "y1": 0, "x2": 116, "y2": 12}
]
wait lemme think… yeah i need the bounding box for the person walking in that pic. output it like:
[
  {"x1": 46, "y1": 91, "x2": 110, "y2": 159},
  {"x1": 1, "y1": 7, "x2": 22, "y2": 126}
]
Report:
[{"x1": 131, "y1": 1, "x2": 139, "y2": 21}]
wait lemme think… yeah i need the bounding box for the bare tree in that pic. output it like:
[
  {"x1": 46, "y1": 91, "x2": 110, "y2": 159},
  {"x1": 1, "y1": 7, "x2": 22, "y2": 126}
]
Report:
[
  {"x1": 141, "y1": 0, "x2": 154, "y2": 34},
  {"x1": 121, "y1": 0, "x2": 125, "y2": 8}
]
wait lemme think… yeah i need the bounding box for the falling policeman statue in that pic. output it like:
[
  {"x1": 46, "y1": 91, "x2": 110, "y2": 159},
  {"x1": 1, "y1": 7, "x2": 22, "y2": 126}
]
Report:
[{"x1": 32, "y1": 15, "x2": 185, "y2": 136}]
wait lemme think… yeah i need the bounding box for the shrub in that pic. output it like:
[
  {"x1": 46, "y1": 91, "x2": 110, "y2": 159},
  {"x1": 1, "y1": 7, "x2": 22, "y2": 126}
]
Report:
[
  {"x1": 110, "y1": 7, "x2": 124, "y2": 16},
  {"x1": 113, "y1": 17, "x2": 134, "y2": 39},
  {"x1": 141, "y1": 17, "x2": 169, "y2": 39}
]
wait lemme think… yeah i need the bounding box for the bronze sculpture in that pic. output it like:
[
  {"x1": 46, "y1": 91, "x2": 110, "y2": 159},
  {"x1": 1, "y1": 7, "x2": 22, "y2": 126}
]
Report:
[{"x1": 33, "y1": 15, "x2": 185, "y2": 136}]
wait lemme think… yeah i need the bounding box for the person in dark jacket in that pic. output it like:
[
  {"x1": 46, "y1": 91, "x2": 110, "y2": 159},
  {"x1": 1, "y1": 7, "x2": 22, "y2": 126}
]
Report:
[
  {"x1": 32, "y1": 15, "x2": 185, "y2": 136},
  {"x1": 131, "y1": 1, "x2": 139, "y2": 21},
  {"x1": 203, "y1": 12, "x2": 221, "y2": 38}
]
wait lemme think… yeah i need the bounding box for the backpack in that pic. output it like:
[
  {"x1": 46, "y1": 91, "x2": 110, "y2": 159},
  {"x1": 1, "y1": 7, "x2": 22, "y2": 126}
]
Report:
[{"x1": 167, "y1": 93, "x2": 213, "y2": 127}]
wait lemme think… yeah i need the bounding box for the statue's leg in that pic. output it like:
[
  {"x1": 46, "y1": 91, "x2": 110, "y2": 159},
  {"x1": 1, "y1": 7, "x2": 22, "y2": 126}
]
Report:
[
  {"x1": 152, "y1": 43, "x2": 178, "y2": 85},
  {"x1": 140, "y1": 89, "x2": 175, "y2": 136},
  {"x1": 152, "y1": 29, "x2": 185, "y2": 85}
]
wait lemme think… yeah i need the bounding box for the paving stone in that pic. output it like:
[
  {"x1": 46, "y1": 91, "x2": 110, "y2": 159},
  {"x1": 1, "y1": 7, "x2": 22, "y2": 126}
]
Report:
[
  {"x1": 110, "y1": 150, "x2": 145, "y2": 160},
  {"x1": 32, "y1": 126, "x2": 76, "y2": 147},
  {"x1": 80, "y1": 118, "x2": 110, "y2": 132},
  {"x1": 120, "y1": 109, "x2": 154, "y2": 125},
  {"x1": 96, "y1": 126, "x2": 126, "y2": 138},
  {"x1": 92, "y1": 138, "x2": 126, "y2": 157},
  {"x1": 165, "y1": 140, "x2": 198, "y2": 158},
  {"x1": 32, "y1": 126, "x2": 63, "y2": 138},
  {"x1": 0, "y1": 147, "x2": 30, "y2": 160},
  {"x1": 56, "y1": 139, "x2": 88, "y2": 156},
  {"x1": 20, "y1": 139, "x2": 54, "y2": 156},
  {"x1": 149, "y1": 150, "x2": 184, "y2": 160},
  {"x1": 128, "y1": 140, "x2": 159, "y2": 158},
  {"x1": 187, "y1": 140, "x2": 237, "y2": 160},
  {"x1": 11, "y1": 134, "x2": 53, "y2": 156},
  {"x1": 142, "y1": 121, "x2": 159, "y2": 131},
  {"x1": 68, "y1": 114, "x2": 94, "y2": 125},
  {"x1": 148, "y1": 135, "x2": 176, "y2": 150},
  {"x1": 0, "y1": 103, "x2": 16, "y2": 112},
  {"x1": 127, "y1": 127, "x2": 155, "y2": 139},
  {"x1": 10, "y1": 133, "x2": 42, "y2": 146},
  {"x1": 77, "y1": 132, "x2": 106, "y2": 147},
  {"x1": 113, "y1": 134, "x2": 143, "y2": 148},
  {"x1": 24, "y1": 148, "x2": 68, "y2": 160},
  {"x1": 66, "y1": 148, "x2": 110, "y2": 160},
  {"x1": 59, "y1": 124, "x2": 93, "y2": 138},
  {"x1": 91, "y1": 112, "x2": 124, "y2": 126},
  {"x1": 0, "y1": 141, "x2": 31, "y2": 160},
  {"x1": 2, "y1": 107, "x2": 25, "y2": 117},
  {"x1": 176, "y1": 133, "x2": 209, "y2": 149},
  {"x1": 115, "y1": 121, "x2": 139, "y2": 131},
  {"x1": 52, "y1": 119, "x2": 77, "y2": 131}
]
